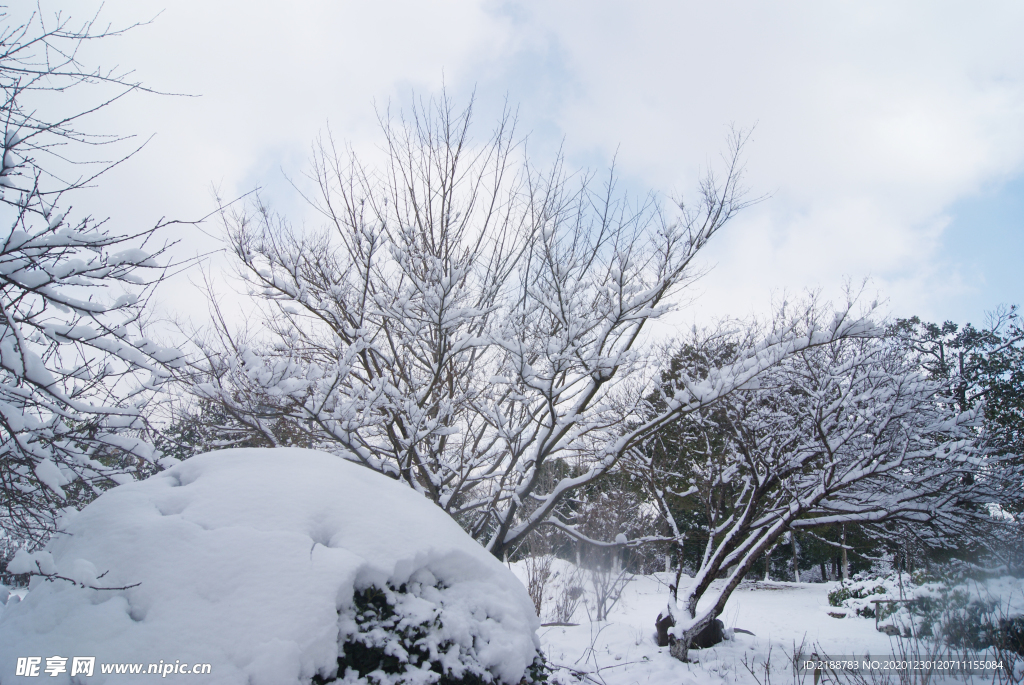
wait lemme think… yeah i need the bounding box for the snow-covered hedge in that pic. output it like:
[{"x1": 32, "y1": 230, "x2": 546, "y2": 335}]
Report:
[
  {"x1": 827, "y1": 572, "x2": 920, "y2": 619},
  {"x1": 829, "y1": 570, "x2": 1024, "y2": 648},
  {"x1": 0, "y1": 449, "x2": 544, "y2": 684}
]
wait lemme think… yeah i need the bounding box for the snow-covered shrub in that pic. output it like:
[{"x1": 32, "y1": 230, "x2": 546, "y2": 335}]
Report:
[
  {"x1": 523, "y1": 555, "x2": 554, "y2": 618},
  {"x1": 932, "y1": 576, "x2": 1024, "y2": 652},
  {"x1": 326, "y1": 579, "x2": 549, "y2": 685},
  {"x1": 0, "y1": 449, "x2": 544, "y2": 684},
  {"x1": 508, "y1": 558, "x2": 584, "y2": 625},
  {"x1": 938, "y1": 594, "x2": 998, "y2": 647},
  {"x1": 829, "y1": 571, "x2": 952, "y2": 635},
  {"x1": 550, "y1": 569, "x2": 585, "y2": 625},
  {"x1": 995, "y1": 617, "x2": 1024, "y2": 657},
  {"x1": 0, "y1": 532, "x2": 22, "y2": 587},
  {"x1": 827, "y1": 572, "x2": 906, "y2": 618},
  {"x1": 830, "y1": 569, "x2": 1024, "y2": 646}
]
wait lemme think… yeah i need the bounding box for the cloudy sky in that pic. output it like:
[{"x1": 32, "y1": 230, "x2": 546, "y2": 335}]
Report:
[{"x1": 28, "y1": 1, "x2": 1024, "y2": 331}]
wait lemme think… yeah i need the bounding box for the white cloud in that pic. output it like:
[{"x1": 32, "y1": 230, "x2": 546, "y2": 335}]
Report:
[
  {"x1": 481, "y1": 1, "x2": 1024, "y2": 322},
  {"x1": 32, "y1": 0, "x2": 1024, "y2": 326}
]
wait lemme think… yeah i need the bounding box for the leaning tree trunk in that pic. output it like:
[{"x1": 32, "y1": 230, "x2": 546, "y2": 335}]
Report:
[
  {"x1": 665, "y1": 545, "x2": 768, "y2": 662},
  {"x1": 656, "y1": 608, "x2": 721, "y2": 663}
]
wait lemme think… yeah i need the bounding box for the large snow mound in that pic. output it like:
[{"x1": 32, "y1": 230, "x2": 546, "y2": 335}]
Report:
[{"x1": 0, "y1": 448, "x2": 540, "y2": 684}]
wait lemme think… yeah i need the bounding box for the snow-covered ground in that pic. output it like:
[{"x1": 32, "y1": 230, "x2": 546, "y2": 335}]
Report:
[
  {"x1": 510, "y1": 559, "x2": 1018, "y2": 684},
  {"x1": 1, "y1": 448, "x2": 1018, "y2": 684}
]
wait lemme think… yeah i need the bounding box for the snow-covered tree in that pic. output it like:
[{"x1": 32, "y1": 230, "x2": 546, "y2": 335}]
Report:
[
  {"x1": 0, "y1": 7, "x2": 183, "y2": 544},
  {"x1": 893, "y1": 307, "x2": 1024, "y2": 569},
  {"x1": 894, "y1": 308, "x2": 1023, "y2": 467},
  {"x1": 629, "y1": 304, "x2": 1017, "y2": 660},
  {"x1": 192, "y1": 94, "x2": 876, "y2": 560}
]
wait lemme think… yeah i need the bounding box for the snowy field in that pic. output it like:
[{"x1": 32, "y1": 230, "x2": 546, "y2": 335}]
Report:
[{"x1": 510, "y1": 560, "x2": 1017, "y2": 685}]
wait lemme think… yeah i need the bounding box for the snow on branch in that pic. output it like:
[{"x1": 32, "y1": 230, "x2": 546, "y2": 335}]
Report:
[
  {"x1": 0, "y1": 8, "x2": 188, "y2": 543},
  {"x1": 186, "y1": 95, "x2": 894, "y2": 562},
  {"x1": 625, "y1": 311, "x2": 1019, "y2": 659}
]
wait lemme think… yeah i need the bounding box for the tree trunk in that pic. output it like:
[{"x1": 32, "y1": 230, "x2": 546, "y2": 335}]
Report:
[
  {"x1": 671, "y1": 612, "x2": 718, "y2": 663},
  {"x1": 791, "y1": 531, "x2": 800, "y2": 582},
  {"x1": 841, "y1": 525, "x2": 849, "y2": 580},
  {"x1": 655, "y1": 611, "x2": 674, "y2": 647}
]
